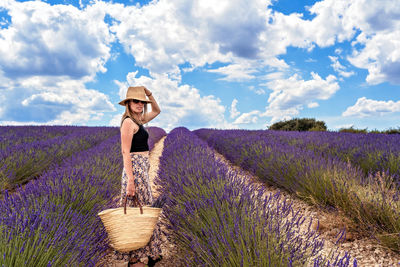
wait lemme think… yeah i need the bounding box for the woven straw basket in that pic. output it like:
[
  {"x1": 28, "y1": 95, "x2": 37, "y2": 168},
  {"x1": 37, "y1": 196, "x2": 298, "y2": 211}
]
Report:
[{"x1": 98, "y1": 195, "x2": 162, "y2": 252}]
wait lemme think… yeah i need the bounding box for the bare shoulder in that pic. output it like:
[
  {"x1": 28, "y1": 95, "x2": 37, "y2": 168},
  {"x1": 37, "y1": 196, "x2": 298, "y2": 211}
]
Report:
[{"x1": 121, "y1": 117, "x2": 139, "y2": 134}]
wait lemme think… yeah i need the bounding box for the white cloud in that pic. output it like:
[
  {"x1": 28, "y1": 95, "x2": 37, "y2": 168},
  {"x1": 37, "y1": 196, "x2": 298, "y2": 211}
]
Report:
[
  {"x1": 308, "y1": 102, "x2": 319, "y2": 108},
  {"x1": 22, "y1": 86, "x2": 114, "y2": 112},
  {"x1": 263, "y1": 107, "x2": 301, "y2": 124},
  {"x1": 0, "y1": 1, "x2": 113, "y2": 79},
  {"x1": 305, "y1": 58, "x2": 317, "y2": 63},
  {"x1": 105, "y1": 0, "x2": 235, "y2": 75},
  {"x1": 263, "y1": 58, "x2": 290, "y2": 70},
  {"x1": 329, "y1": 56, "x2": 355, "y2": 78},
  {"x1": 233, "y1": 110, "x2": 260, "y2": 124},
  {"x1": 264, "y1": 0, "x2": 400, "y2": 85},
  {"x1": 49, "y1": 110, "x2": 96, "y2": 125},
  {"x1": 230, "y1": 99, "x2": 240, "y2": 118},
  {"x1": 0, "y1": 1, "x2": 117, "y2": 125},
  {"x1": 264, "y1": 72, "x2": 285, "y2": 81},
  {"x1": 307, "y1": 0, "x2": 400, "y2": 85},
  {"x1": 248, "y1": 85, "x2": 265, "y2": 95},
  {"x1": 208, "y1": 62, "x2": 257, "y2": 81},
  {"x1": 342, "y1": 97, "x2": 400, "y2": 117},
  {"x1": 335, "y1": 48, "x2": 343, "y2": 55},
  {"x1": 103, "y1": 0, "x2": 300, "y2": 80},
  {"x1": 114, "y1": 72, "x2": 232, "y2": 131},
  {"x1": 109, "y1": 113, "x2": 122, "y2": 127},
  {"x1": 348, "y1": 30, "x2": 400, "y2": 84},
  {"x1": 260, "y1": 1, "x2": 356, "y2": 58},
  {"x1": 0, "y1": 77, "x2": 115, "y2": 125},
  {"x1": 192, "y1": 0, "x2": 270, "y2": 59},
  {"x1": 305, "y1": 0, "x2": 358, "y2": 45},
  {"x1": 262, "y1": 72, "x2": 339, "y2": 121}
]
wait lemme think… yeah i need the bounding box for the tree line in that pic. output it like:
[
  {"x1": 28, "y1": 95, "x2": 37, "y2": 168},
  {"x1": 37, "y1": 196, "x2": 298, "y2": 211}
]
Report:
[{"x1": 268, "y1": 118, "x2": 400, "y2": 134}]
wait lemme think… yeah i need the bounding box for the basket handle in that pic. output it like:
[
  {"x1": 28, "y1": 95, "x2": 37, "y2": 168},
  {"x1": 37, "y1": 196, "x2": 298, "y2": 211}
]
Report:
[{"x1": 124, "y1": 195, "x2": 143, "y2": 215}]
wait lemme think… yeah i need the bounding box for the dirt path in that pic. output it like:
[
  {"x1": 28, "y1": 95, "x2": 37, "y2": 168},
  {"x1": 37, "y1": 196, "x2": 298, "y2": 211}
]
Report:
[
  {"x1": 148, "y1": 137, "x2": 165, "y2": 200},
  {"x1": 148, "y1": 137, "x2": 181, "y2": 267}
]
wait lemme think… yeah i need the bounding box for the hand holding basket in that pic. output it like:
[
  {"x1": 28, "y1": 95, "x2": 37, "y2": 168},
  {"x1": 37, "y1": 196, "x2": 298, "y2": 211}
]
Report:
[{"x1": 98, "y1": 195, "x2": 162, "y2": 252}]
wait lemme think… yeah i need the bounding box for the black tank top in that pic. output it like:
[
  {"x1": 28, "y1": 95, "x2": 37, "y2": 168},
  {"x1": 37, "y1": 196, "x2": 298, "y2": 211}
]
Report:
[{"x1": 125, "y1": 117, "x2": 149, "y2": 152}]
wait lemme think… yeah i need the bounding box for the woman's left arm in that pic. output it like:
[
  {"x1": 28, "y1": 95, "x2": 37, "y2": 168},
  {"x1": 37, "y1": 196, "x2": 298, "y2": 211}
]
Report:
[{"x1": 143, "y1": 87, "x2": 161, "y2": 123}]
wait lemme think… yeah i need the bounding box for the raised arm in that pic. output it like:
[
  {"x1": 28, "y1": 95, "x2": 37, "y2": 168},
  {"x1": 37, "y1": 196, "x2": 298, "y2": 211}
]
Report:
[{"x1": 143, "y1": 87, "x2": 161, "y2": 124}]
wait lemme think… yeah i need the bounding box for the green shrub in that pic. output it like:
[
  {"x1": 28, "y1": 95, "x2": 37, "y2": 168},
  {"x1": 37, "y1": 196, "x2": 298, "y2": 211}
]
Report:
[
  {"x1": 338, "y1": 126, "x2": 367, "y2": 134},
  {"x1": 384, "y1": 128, "x2": 400, "y2": 134},
  {"x1": 269, "y1": 118, "x2": 327, "y2": 132},
  {"x1": 342, "y1": 127, "x2": 400, "y2": 134}
]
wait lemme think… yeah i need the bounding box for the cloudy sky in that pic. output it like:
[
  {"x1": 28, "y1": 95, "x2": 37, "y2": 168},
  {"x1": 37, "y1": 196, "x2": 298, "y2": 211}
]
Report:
[{"x1": 0, "y1": 0, "x2": 399, "y2": 131}]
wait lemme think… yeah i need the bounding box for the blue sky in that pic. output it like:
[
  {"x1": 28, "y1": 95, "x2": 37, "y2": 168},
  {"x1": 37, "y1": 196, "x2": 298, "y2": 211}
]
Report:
[{"x1": 0, "y1": 0, "x2": 399, "y2": 131}]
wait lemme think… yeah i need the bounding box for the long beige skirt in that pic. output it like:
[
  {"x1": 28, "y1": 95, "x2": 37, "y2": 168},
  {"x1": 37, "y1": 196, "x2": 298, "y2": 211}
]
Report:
[{"x1": 112, "y1": 153, "x2": 162, "y2": 264}]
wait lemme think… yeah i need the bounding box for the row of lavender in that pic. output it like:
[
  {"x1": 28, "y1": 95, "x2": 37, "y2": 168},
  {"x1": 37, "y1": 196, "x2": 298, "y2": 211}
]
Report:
[
  {"x1": 0, "y1": 134, "x2": 122, "y2": 266},
  {"x1": 0, "y1": 126, "x2": 119, "y2": 191},
  {"x1": 155, "y1": 127, "x2": 354, "y2": 266},
  {"x1": 0, "y1": 126, "x2": 82, "y2": 150},
  {"x1": 264, "y1": 130, "x2": 400, "y2": 180},
  {"x1": 0, "y1": 126, "x2": 166, "y2": 266},
  {"x1": 195, "y1": 129, "x2": 400, "y2": 252}
]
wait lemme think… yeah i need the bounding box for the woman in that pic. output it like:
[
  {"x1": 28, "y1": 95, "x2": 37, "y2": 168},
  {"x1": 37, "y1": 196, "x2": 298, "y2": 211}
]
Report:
[{"x1": 113, "y1": 86, "x2": 162, "y2": 267}]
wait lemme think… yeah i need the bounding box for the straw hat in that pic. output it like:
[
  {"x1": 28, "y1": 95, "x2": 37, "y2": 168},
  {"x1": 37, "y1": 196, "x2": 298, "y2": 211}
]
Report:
[{"x1": 119, "y1": 86, "x2": 152, "y2": 106}]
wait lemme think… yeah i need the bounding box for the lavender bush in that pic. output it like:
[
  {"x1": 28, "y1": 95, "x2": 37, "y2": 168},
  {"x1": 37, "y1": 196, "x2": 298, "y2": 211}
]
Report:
[
  {"x1": 0, "y1": 125, "x2": 79, "y2": 150},
  {"x1": 0, "y1": 133, "x2": 122, "y2": 266},
  {"x1": 262, "y1": 130, "x2": 400, "y2": 182},
  {"x1": 195, "y1": 129, "x2": 400, "y2": 252},
  {"x1": 0, "y1": 126, "x2": 119, "y2": 190},
  {"x1": 155, "y1": 127, "x2": 354, "y2": 266}
]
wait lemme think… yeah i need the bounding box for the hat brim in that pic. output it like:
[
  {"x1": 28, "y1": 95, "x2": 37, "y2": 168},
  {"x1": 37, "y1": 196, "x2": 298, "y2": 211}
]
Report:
[{"x1": 118, "y1": 98, "x2": 152, "y2": 106}]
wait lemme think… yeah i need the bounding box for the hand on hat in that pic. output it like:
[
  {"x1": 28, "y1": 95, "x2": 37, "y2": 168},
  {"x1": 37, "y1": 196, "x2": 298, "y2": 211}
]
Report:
[{"x1": 144, "y1": 87, "x2": 152, "y2": 97}]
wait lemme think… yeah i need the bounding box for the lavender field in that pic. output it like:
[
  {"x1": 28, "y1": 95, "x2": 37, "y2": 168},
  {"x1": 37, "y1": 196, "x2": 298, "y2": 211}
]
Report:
[
  {"x1": 0, "y1": 126, "x2": 166, "y2": 267},
  {"x1": 0, "y1": 126, "x2": 120, "y2": 191},
  {"x1": 2, "y1": 125, "x2": 399, "y2": 266},
  {"x1": 156, "y1": 127, "x2": 355, "y2": 266},
  {"x1": 195, "y1": 129, "x2": 400, "y2": 252}
]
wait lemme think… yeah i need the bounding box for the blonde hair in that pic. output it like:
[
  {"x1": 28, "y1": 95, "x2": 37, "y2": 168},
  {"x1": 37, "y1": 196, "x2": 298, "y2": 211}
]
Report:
[{"x1": 120, "y1": 100, "x2": 148, "y2": 128}]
